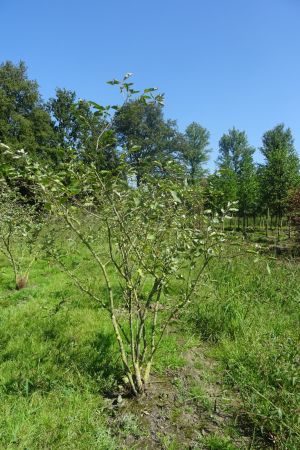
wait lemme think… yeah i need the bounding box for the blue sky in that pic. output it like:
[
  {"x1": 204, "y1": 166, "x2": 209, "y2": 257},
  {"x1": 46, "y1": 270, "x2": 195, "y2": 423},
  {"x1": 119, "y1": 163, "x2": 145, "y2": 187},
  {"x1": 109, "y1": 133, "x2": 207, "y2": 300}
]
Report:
[{"x1": 1, "y1": 0, "x2": 299, "y2": 170}]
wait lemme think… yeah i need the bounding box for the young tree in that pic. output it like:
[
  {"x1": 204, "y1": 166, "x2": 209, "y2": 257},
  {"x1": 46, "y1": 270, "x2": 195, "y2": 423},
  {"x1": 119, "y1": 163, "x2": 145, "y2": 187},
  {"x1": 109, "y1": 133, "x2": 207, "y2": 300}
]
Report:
[
  {"x1": 181, "y1": 122, "x2": 210, "y2": 183},
  {"x1": 39, "y1": 164, "x2": 231, "y2": 395},
  {"x1": 19, "y1": 75, "x2": 235, "y2": 396},
  {"x1": 0, "y1": 167, "x2": 43, "y2": 289}
]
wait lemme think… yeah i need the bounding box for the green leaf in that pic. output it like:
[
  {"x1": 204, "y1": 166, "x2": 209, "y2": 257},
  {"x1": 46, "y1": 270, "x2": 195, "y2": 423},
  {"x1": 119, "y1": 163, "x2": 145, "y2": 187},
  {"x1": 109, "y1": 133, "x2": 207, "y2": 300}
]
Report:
[
  {"x1": 107, "y1": 79, "x2": 120, "y2": 85},
  {"x1": 130, "y1": 145, "x2": 141, "y2": 153},
  {"x1": 137, "y1": 268, "x2": 144, "y2": 278},
  {"x1": 170, "y1": 191, "x2": 181, "y2": 203},
  {"x1": 88, "y1": 101, "x2": 105, "y2": 110},
  {"x1": 144, "y1": 87, "x2": 158, "y2": 93},
  {"x1": 123, "y1": 72, "x2": 133, "y2": 80}
]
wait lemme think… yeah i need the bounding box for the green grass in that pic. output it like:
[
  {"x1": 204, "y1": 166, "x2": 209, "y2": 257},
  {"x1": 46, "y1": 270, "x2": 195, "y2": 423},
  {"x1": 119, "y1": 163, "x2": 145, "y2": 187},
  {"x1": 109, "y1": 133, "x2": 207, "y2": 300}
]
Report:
[
  {"x1": 0, "y1": 390, "x2": 115, "y2": 450},
  {"x1": 186, "y1": 255, "x2": 300, "y2": 448},
  {"x1": 1, "y1": 240, "x2": 300, "y2": 448},
  {"x1": 198, "y1": 434, "x2": 240, "y2": 450},
  {"x1": 0, "y1": 255, "x2": 119, "y2": 449},
  {"x1": 0, "y1": 250, "x2": 189, "y2": 449}
]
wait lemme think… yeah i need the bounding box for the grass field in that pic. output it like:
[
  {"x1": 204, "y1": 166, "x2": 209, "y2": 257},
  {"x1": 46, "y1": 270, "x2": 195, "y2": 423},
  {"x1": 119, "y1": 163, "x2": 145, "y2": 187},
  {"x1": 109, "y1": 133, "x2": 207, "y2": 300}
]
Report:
[{"x1": 0, "y1": 238, "x2": 299, "y2": 449}]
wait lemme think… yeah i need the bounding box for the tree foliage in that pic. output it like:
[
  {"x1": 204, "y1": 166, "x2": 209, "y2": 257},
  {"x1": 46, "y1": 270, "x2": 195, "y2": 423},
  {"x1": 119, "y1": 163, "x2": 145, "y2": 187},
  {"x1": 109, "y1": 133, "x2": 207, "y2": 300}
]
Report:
[
  {"x1": 260, "y1": 124, "x2": 300, "y2": 217},
  {"x1": 0, "y1": 61, "x2": 57, "y2": 162},
  {"x1": 113, "y1": 100, "x2": 181, "y2": 184},
  {"x1": 210, "y1": 128, "x2": 258, "y2": 225},
  {"x1": 181, "y1": 122, "x2": 210, "y2": 183}
]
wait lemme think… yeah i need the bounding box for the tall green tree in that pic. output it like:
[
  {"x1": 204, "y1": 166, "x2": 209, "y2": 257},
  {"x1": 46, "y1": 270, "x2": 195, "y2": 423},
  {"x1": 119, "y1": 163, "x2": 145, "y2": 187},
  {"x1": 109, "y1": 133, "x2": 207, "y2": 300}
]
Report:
[
  {"x1": 218, "y1": 127, "x2": 254, "y2": 174},
  {"x1": 238, "y1": 150, "x2": 258, "y2": 227},
  {"x1": 181, "y1": 122, "x2": 210, "y2": 183},
  {"x1": 0, "y1": 61, "x2": 57, "y2": 161},
  {"x1": 216, "y1": 128, "x2": 258, "y2": 223},
  {"x1": 260, "y1": 124, "x2": 300, "y2": 219},
  {"x1": 47, "y1": 88, "x2": 79, "y2": 149},
  {"x1": 48, "y1": 89, "x2": 118, "y2": 170},
  {"x1": 113, "y1": 100, "x2": 181, "y2": 184}
]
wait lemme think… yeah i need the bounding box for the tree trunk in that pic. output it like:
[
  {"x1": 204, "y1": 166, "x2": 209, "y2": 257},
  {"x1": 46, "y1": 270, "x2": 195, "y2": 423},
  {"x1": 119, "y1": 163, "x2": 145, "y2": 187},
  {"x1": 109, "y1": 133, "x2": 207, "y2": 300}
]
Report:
[
  {"x1": 16, "y1": 275, "x2": 28, "y2": 290},
  {"x1": 266, "y1": 208, "x2": 269, "y2": 237},
  {"x1": 243, "y1": 214, "x2": 246, "y2": 235}
]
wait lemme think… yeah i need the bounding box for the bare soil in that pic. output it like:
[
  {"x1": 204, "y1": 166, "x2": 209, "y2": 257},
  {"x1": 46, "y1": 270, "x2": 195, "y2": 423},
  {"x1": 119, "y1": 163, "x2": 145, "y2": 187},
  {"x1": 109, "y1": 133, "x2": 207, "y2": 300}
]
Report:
[{"x1": 107, "y1": 341, "x2": 252, "y2": 449}]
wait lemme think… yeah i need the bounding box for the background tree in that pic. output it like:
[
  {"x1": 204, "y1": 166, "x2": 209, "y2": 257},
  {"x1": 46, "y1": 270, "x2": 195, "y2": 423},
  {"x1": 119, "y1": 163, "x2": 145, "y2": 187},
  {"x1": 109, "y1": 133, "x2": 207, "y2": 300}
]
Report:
[
  {"x1": 113, "y1": 100, "x2": 180, "y2": 184},
  {"x1": 218, "y1": 128, "x2": 253, "y2": 174},
  {"x1": 287, "y1": 187, "x2": 300, "y2": 242},
  {"x1": 181, "y1": 122, "x2": 210, "y2": 184},
  {"x1": 48, "y1": 89, "x2": 118, "y2": 170},
  {"x1": 259, "y1": 124, "x2": 300, "y2": 221},
  {"x1": 47, "y1": 88, "x2": 79, "y2": 149},
  {"x1": 237, "y1": 149, "x2": 258, "y2": 230},
  {"x1": 214, "y1": 127, "x2": 257, "y2": 228},
  {"x1": 0, "y1": 61, "x2": 57, "y2": 162}
]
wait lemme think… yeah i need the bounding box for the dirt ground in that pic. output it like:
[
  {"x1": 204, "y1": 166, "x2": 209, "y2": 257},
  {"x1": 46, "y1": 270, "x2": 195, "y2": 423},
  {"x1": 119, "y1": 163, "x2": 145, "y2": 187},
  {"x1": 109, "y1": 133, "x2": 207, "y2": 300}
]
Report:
[{"x1": 107, "y1": 343, "x2": 252, "y2": 449}]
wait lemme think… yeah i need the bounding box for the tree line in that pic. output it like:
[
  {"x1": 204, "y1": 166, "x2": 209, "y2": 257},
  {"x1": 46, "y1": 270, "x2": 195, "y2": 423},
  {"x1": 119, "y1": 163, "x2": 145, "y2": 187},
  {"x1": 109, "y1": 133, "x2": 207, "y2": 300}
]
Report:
[{"x1": 1, "y1": 60, "x2": 299, "y2": 232}]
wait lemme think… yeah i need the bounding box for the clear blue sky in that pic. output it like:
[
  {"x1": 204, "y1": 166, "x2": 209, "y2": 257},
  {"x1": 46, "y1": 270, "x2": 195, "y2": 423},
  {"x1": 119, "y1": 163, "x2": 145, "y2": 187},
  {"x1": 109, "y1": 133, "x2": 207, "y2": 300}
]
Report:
[{"x1": 1, "y1": 0, "x2": 300, "y2": 170}]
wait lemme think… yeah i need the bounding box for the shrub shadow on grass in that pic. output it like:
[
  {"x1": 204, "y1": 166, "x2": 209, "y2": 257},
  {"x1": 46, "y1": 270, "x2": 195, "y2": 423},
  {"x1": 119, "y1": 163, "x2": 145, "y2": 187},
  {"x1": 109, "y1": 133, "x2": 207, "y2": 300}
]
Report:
[
  {"x1": 54, "y1": 329, "x2": 122, "y2": 394},
  {"x1": 84, "y1": 331, "x2": 122, "y2": 382}
]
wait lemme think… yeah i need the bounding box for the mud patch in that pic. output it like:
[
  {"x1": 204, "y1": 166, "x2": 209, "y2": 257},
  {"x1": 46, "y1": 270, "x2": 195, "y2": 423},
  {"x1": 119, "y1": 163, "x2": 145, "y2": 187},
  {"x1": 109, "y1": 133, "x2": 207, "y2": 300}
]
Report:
[{"x1": 107, "y1": 343, "x2": 252, "y2": 449}]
